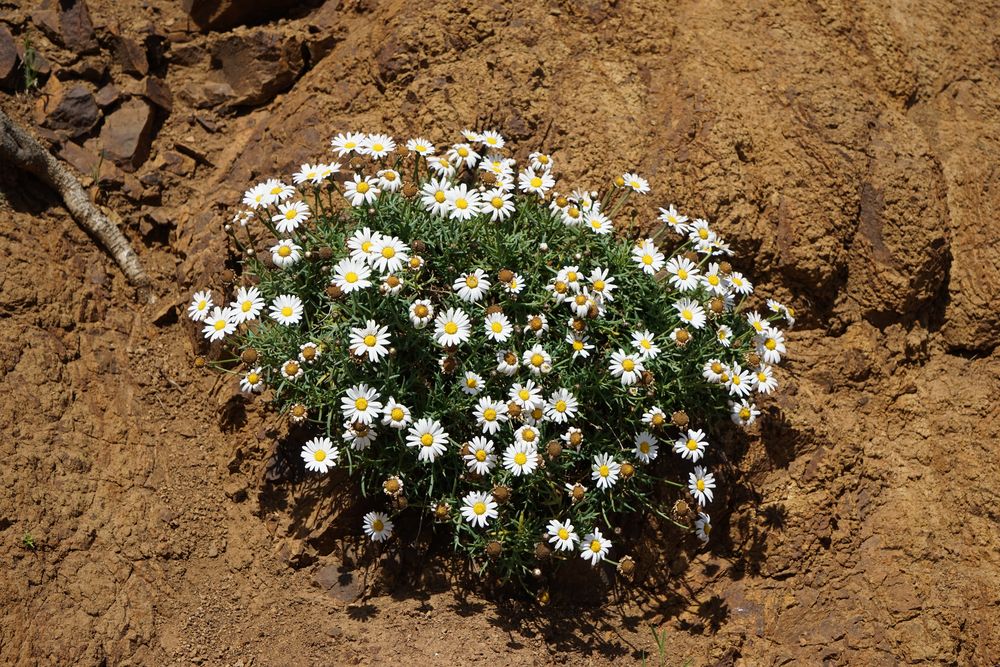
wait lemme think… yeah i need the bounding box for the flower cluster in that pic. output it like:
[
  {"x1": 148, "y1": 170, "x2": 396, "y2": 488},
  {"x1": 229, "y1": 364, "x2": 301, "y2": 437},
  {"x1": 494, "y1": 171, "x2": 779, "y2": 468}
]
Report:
[{"x1": 189, "y1": 129, "x2": 793, "y2": 582}]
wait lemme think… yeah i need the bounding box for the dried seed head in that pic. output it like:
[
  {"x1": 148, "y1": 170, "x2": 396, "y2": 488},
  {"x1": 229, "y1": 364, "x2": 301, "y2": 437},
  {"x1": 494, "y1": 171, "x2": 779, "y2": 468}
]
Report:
[
  {"x1": 684, "y1": 251, "x2": 699, "y2": 263},
  {"x1": 402, "y1": 182, "x2": 418, "y2": 198},
  {"x1": 193, "y1": 355, "x2": 207, "y2": 368},
  {"x1": 674, "y1": 328, "x2": 691, "y2": 344},
  {"x1": 534, "y1": 542, "x2": 552, "y2": 560},
  {"x1": 486, "y1": 541, "x2": 502, "y2": 558},
  {"x1": 412, "y1": 239, "x2": 427, "y2": 253},
  {"x1": 385, "y1": 275, "x2": 401, "y2": 288},
  {"x1": 220, "y1": 269, "x2": 235, "y2": 283},
  {"x1": 587, "y1": 304, "x2": 600, "y2": 319},
  {"x1": 672, "y1": 410, "x2": 689, "y2": 427},
  {"x1": 300, "y1": 345, "x2": 316, "y2": 361},
  {"x1": 317, "y1": 247, "x2": 334, "y2": 260},
  {"x1": 485, "y1": 304, "x2": 503, "y2": 316},
  {"x1": 640, "y1": 370, "x2": 654, "y2": 386},
  {"x1": 555, "y1": 195, "x2": 568, "y2": 208},
  {"x1": 506, "y1": 402, "x2": 522, "y2": 418},
  {"x1": 571, "y1": 483, "x2": 586, "y2": 502},
  {"x1": 325, "y1": 284, "x2": 343, "y2": 300},
  {"x1": 240, "y1": 348, "x2": 258, "y2": 365},
  {"x1": 492, "y1": 485, "x2": 511, "y2": 504},
  {"x1": 620, "y1": 462, "x2": 636, "y2": 479},
  {"x1": 394, "y1": 495, "x2": 409, "y2": 510},
  {"x1": 459, "y1": 442, "x2": 472, "y2": 457},
  {"x1": 719, "y1": 261, "x2": 733, "y2": 275},
  {"x1": 709, "y1": 297, "x2": 725, "y2": 314},
  {"x1": 349, "y1": 156, "x2": 364, "y2": 169},
  {"x1": 434, "y1": 503, "x2": 451, "y2": 521},
  {"x1": 498, "y1": 268, "x2": 514, "y2": 283},
  {"x1": 747, "y1": 352, "x2": 762, "y2": 367},
  {"x1": 440, "y1": 356, "x2": 458, "y2": 375},
  {"x1": 528, "y1": 316, "x2": 543, "y2": 331},
  {"x1": 546, "y1": 440, "x2": 562, "y2": 459},
  {"x1": 613, "y1": 175, "x2": 625, "y2": 187},
  {"x1": 617, "y1": 555, "x2": 636, "y2": 578},
  {"x1": 571, "y1": 318, "x2": 586, "y2": 332},
  {"x1": 383, "y1": 476, "x2": 402, "y2": 496},
  {"x1": 481, "y1": 171, "x2": 497, "y2": 185},
  {"x1": 673, "y1": 499, "x2": 691, "y2": 520},
  {"x1": 536, "y1": 589, "x2": 551, "y2": 605}
]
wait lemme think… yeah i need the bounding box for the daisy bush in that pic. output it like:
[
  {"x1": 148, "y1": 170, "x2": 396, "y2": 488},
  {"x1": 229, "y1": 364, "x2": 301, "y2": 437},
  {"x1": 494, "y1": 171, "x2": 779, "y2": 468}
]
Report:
[{"x1": 188, "y1": 129, "x2": 794, "y2": 583}]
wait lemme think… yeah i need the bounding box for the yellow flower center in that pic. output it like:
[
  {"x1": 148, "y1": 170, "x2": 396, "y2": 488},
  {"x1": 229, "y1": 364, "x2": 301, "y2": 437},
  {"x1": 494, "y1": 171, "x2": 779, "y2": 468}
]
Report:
[
  {"x1": 491, "y1": 196, "x2": 503, "y2": 208},
  {"x1": 575, "y1": 295, "x2": 587, "y2": 306},
  {"x1": 641, "y1": 339, "x2": 651, "y2": 349},
  {"x1": 280, "y1": 306, "x2": 293, "y2": 317},
  {"x1": 686, "y1": 439, "x2": 698, "y2": 451},
  {"x1": 391, "y1": 408, "x2": 404, "y2": 421},
  {"x1": 599, "y1": 465, "x2": 610, "y2": 478},
  {"x1": 473, "y1": 501, "x2": 486, "y2": 515},
  {"x1": 415, "y1": 144, "x2": 426, "y2": 152},
  {"x1": 466, "y1": 377, "x2": 478, "y2": 387},
  {"x1": 514, "y1": 452, "x2": 528, "y2": 466},
  {"x1": 591, "y1": 220, "x2": 602, "y2": 229},
  {"x1": 277, "y1": 246, "x2": 291, "y2": 257},
  {"x1": 652, "y1": 414, "x2": 664, "y2": 426},
  {"x1": 732, "y1": 376, "x2": 742, "y2": 385},
  {"x1": 414, "y1": 305, "x2": 428, "y2": 318},
  {"x1": 409, "y1": 257, "x2": 421, "y2": 268},
  {"x1": 558, "y1": 528, "x2": 569, "y2": 540},
  {"x1": 531, "y1": 407, "x2": 543, "y2": 420},
  {"x1": 284, "y1": 362, "x2": 299, "y2": 375},
  {"x1": 483, "y1": 408, "x2": 497, "y2": 421},
  {"x1": 285, "y1": 209, "x2": 297, "y2": 220},
  {"x1": 677, "y1": 268, "x2": 688, "y2": 280},
  {"x1": 593, "y1": 280, "x2": 605, "y2": 291},
  {"x1": 364, "y1": 335, "x2": 377, "y2": 347},
  {"x1": 356, "y1": 182, "x2": 370, "y2": 194},
  {"x1": 314, "y1": 449, "x2": 326, "y2": 462},
  {"x1": 455, "y1": 198, "x2": 468, "y2": 210},
  {"x1": 639, "y1": 442, "x2": 650, "y2": 453},
  {"x1": 372, "y1": 143, "x2": 384, "y2": 152},
  {"x1": 344, "y1": 141, "x2": 356, "y2": 149},
  {"x1": 570, "y1": 432, "x2": 582, "y2": 445},
  {"x1": 241, "y1": 301, "x2": 252, "y2": 312},
  {"x1": 739, "y1": 407, "x2": 752, "y2": 420},
  {"x1": 381, "y1": 247, "x2": 396, "y2": 258},
  {"x1": 642, "y1": 254, "x2": 653, "y2": 265},
  {"x1": 530, "y1": 353, "x2": 544, "y2": 367},
  {"x1": 371, "y1": 519, "x2": 383, "y2": 532},
  {"x1": 444, "y1": 322, "x2": 459, "y2": 335},
  {"x1": 573, "y1": 340, "x2": 584, "y2": 351},
  {"x1": 681, "y1": 309, "x2": 693, "y2": 321},
  {"x1": 622, "y1": 359, "x2": 635, "y2": 372},
  {"x1": 214, "y1": 319, "x2": 226, "y2": 331},
  {"x1": 345, "y1": 272, "x2": 360, "y2": 285},
  {"x1": 555, "y1": 400, "x2": 567, "y2": 413},
  {"x1": 554, "y1": 281, "x2": 568, "y2": 294},
  {"x1": 475, "y1": 450, "x2": 487, "y2": 462},
  {"x1": 589, "y1": 540, "x2": 602, "y2": 553},
  {"x1": 458, "y1": 147, "x2": 469, "y2": 157},
  {"x1": 465, "y1": 275, "x2": 479, "y2": 288},
  {"x1": 711, "y1": 362, "x2": 723, "y2": 374},
  {"x1": 435, "y1": 190, "x2": 446, "y2": 203},
  {"x1": 270, "y1": 186, "x2": 283, "y2": 195},
  {"x1": 567, "y1": 207, "x2": 580, "y2": 219},
  {"x1": 530, "y1": 176, "x2": 542, "y2": 188},
  {"x1": 538, "y1": 155, "x2": 549, "y2": 164},
  {"x1": 491, "y1": 322, "x2": 503, "y2": 333},
  {"x1": 698, "y1": 228, "x2": 709, "y2": 239},
  {"x1": 420, "y1": 433, "x2": 434, "y2": 447},
  {"x1": 355, "y1": 398, "x2": 368, "y2": 411},
  {"x1": 521, "y1": 429, "x2": 536, "y2": 442},
  {"x1": 696, "y1": 479, "x2": 705, "y2": 491},
  {"x1": 765, "y1": 339, "x2": 777, "y2": 350},
  {"x1": 518, "y1": 389, "x2": 530, "y2": 401},
  {"x1": 197, "y1": 300, "x2": 206, "y2": 309},
  {"x1": 757, "y1": 372, "x2": 768, "y2": 382},
  {"x1": 247, "y1": 373, "x2": 259, "y2": 384},
  {"x1": 383, "y1": 171, "x2": 396, "y2": 181},
  {"x1": 708, "y1": 275, "x2": 720, "y2": 286}
]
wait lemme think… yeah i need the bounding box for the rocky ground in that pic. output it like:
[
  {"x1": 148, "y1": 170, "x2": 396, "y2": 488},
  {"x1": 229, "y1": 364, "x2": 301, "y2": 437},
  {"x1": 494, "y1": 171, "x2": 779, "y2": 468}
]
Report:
[{"x1": 2, "y1": 0, "x2": 999, "y2": 664}]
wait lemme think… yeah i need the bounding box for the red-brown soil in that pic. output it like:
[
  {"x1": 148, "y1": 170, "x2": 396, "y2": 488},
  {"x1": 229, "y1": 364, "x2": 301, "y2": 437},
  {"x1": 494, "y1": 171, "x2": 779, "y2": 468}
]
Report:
[{"x1": 2, "y1": 1, "x2": 999, "y2": 665}]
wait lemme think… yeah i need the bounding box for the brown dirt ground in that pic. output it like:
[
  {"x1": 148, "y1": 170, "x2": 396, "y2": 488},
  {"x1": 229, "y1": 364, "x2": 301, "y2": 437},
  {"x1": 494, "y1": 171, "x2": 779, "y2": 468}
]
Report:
[{"x1": 2, "y1": 0, "x2": 1000, "y2": 665}]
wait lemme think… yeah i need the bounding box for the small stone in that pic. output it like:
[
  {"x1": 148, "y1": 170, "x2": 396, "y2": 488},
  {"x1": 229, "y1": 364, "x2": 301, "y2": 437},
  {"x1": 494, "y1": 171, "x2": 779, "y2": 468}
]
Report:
[
  {"x1": 142, "y1": 76, "x2": 173, "y2": 112},
  {"x1": 181, "y1": 0, "x2": 289, "y2": 31},
  {"x1": 116, "y1": 36, "x2": 149, "y2": 77},
  {"x1": 59, "y1": 0, "x2": 98, "y2": 53},
  {"x1": 100, "y1": 99, "x2": 155, "y2": 172},
  {"x1": 58, "y1": 141, "x2": 99, "y2": 177},
  {"x1": 39, "y1": 81, "x2": 101, "y2": 138},
  {"x1": 94, "y1": 83, "x2": 120, "y2": 108},
  {"x1": 210, "y1": 30, "x2": 303, "y2": 107},
  {"x1": 0, "y1": 26, "x2": 18, "y2": 89}
]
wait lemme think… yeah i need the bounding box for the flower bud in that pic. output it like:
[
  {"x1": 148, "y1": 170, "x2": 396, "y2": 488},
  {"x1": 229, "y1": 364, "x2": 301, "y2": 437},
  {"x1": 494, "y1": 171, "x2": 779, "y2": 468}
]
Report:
[{"x1": 671, "y1": 410, "x2": 689, "y2": 427}]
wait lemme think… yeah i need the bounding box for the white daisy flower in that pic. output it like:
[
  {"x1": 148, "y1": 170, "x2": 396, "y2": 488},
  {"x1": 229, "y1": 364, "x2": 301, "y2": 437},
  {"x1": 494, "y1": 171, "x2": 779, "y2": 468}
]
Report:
[
  {"x1": 481, "y1": 188, "x2": 515, "y2": 221},
  {"x1": 330, "y1": 132, "x2": 365, "y2": 156},
  {"x1": 566, "y1": 333, "x2": 594, "y2": 359},
  {"x1": 587, "y1": 267, "x2": 617, "y2": 303},
  {"x1": 473, "y1": 397, "x2": 508, "y2": 434},
  {"x1": 292, "y1": 163, "x2": 320, "y2": 185},
  {"x1": 514, "y1": 424, "x2": 541, "y2": 447},
  {"x1": 518, "y1": 167, "x2": 555, "y2": 197},
  {"x1": 480, "y1": 154, "x2": 515, "y2": 178},
  {"x1": 453, "y1": 268, "x2": 490, "y2": 302},
  {"x1": 240, "y1": 367, "x2": 265, "y2": 393},
  {"x1": 360, "y1": 133, "x2": 395, "y2": 159},
  {"x1": 547, "y1": 277, "x2": 572, "y2": 304},
  {"x1": 349, "y1": 319, "x2": 391, "y2": 362},
  {"x1": 674, "y1": 429, "x2": 708, "y2": 462},
  {"x1": 640, "y1": 408, "x2": 666, "y2": 430},
  {"x1": 262, "y1": 179, "x2": 294, "y2": 204},
  {"x1": 591, "y1": 453, "x2": 621, "y2": 491},
  {"x1": 420, "y1": 177, "x2": 451, "y2": 217},
  {"x1": 381, "y1": 397, "x2": 412, "y2": 429},
  {"x1": 544, "y1": 389, "x2": 578, "y2": 424},
  {"x1": 746, "y1": 310, "x2": 767, "y2": 334},
  {"x1": 584, "y1": 210, "x2": 613, "y2": 235},
  {"x1": 301, "y1": 437, "x2": 338, "y2": 473},
  {"x1": 272, "y1": 201, "x2": 310, "y2": 234},
  {"x1": 461, "y1": 371, "x2": 484, "y2": 396},
  {"x1": 728, "y1": 271, "x2": 753, "y2": 295},
  {"x1": 315, "y1": 162, "x2": 341, "y2": 182},
  {"x1": 567, "y1": 291, "x2": 597, "y2": 319},
  {"x1": 754, "y1": 365, "x2": 778, "y2": 394},
  {"x1": 298, "y1": 341, "x2": 321, "y2": 364},
  {"x1": 546, "y1": 519, "x2": 579, "y2": 552},
  {"x1": 405, "y1": 137, "x2": 435, "y2": 155},
  {"x1": 675, "y1": 298, "x2": 707, "y2": 329},
  {"x1": 561, "y1": 426, "x2": 584, "y2": 449},
  {"x1": 342, "y1": 421, "x2": 376, "y2": 450},
  {"x1": 702, "y1": 262, "x2": 728, "y2": 295},
  {"x1": 279, "y1": 359, "x2": 303, "y2": 380},
  {"x1": 347, "y1": 227, "x2": 383, "y2": 263},
  {"x1": 695, "y1": 512, "x2": 711, "y2": 544},
  {"x1": 446, "y1": 183, "x2": 482, "y2": 221},
  {"x1": 688, "y1": 218, "x2": 715, "y2": 245},
  {"x1": 434, "y1": 307, "x2": 471, "y2": 347},
  {"x1": 202, "y1": 306, "x2": 235, "y2": 341},
  {"x1": 464, "y1": 436, "x2": 496, "y2": 475},
  {"x1": 730, "y1": 399, "x2": 760, "y2": 427},
  {"x1": 716, "y1": 325, "x2": 734, "y2": 348},
  {"x1": 242, "y1": 183, "x2": 269, "y2": 209},
  {"x1": 757, "y1": 327, "x2": 786, "y2": 364},
  {"x1": 380, "y1": 274, "x2": 403, "y2": 296},
  {"x1": 460, "y1": 128, "x2": 481, "y2": 142},
  {"x1": 665, "y1": 256, "x2": 700, "y2": 291},
  {"x1": 622, "y1": 172, "x2": 649, "y2": 194},
  {"x1": 447, "y1": 143, "x2": 480, "y2": 168},
  {"x1": 689, "y1": 466, "x2": 716, "y2": 505},
  {"x1": 632, "y1": 239, "x2": 664, "y2": 274},
  {"x1": 522, "y1": 344, "x2": 552, "y2": 375},
  {"x1": 505, "y1": 272, "x2": 525, "y2": 295},
  {"x1": 406, "y1": 418, "x2": 449, "y2": 463},
  {"x1": 341, "y1": 384, "x2": 383, "y2": 425},
  {"x1": 631, "y1": 431, "x2": 657, "y2": 463},
  {"x1": 187, "y1": 290, "x2": 214, "y2": 322},
  {"x1": 658, "y1": 204, "x2": 690, "y2": 233},
  {"x1": 270, "y1": 239, "x2": 302, "y2": 268},
  {"x1": 331, "y1": 258, "x2": 373, "y2": 293},
  {"x1": 460, "y1": 491, "x2": 498, "y2": 528},
  {"x1": 343, "y1": 174, "x2": 380, "y2": 206},
  {"x1": 631, "y1": 330, "x2": 661, "y2": 359},
  {"x1": 484, "y1": 311, "x2": 513, "y2": 342},
  {"x1": 496, "y1": 349, "x2": 519, "y2": 375},
  {"x1": 477, "y1": 130, "x2": 505, "y2": 149},
  {"x1": 408, "y1": 299, "x2": 434, "y2": 328},
  {"x1": 767, "y1": 298, "x2": 796, "y2": 326},
  {"x1": 703, "y1": 359, "x2": 728, "y2": 383},
  {"x1": 377, "y1": 169, "x2": 402, "y2": 192},
  {"x1": 229, "y1": 286, "x2": 264, "y2": 324},
  {"x1": 523, "y1": 313, "x2": 549, "y2": 337},
  {"x1": 429, "y1": 155, "x2": 456, "y2": 178},
  {"x1": 268, "y1": 294, "x2": 303, "y2": 326},
  {"x1": 502, "y1": 441, "x2": 539, "y2": 476},
  {"x1": 529, "y1": 151, "x2": 552, "y2": 171},
  {"x1": 609, "y1": 349, "x2": 644, "y2": 386},
  {"x1": 363, "y1": 511, "x2": 393, "y2": 542},
  {"x1": 370, "y1": 236, "x2": 409, "y2": 274},
  {"x1": 726, "y1": 363, "x2": 754, "y2": 397},
  {"x1": 580, "y1": 528, "x2": 611, "y2": 566}
]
